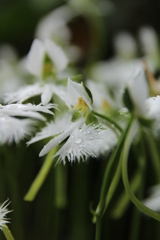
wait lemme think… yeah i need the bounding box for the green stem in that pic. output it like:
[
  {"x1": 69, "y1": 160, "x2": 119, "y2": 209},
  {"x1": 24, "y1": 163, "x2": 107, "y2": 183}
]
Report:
[
  {"x1": 2, "y1": 226, "x2": 15, "y2": 240},
  {"x1": 122, "y1": 120, "x2": 160, "y2": 221},
  {"x1": 92, "y1": 110, "x2": 123, "y2": 133},
  {"x1": 24, "y1": 147, "x2": 57, "y2": 201},
  {"x1": 94, "y1": 116, "x2": 133, "y2": 220},
  {"x1": 95, "y1": 217, "x2": 101, "y2": 240},
  {"x1": 145, "y1": 133, "x2": 160, "y2": 183},
  {"x1": 55, "y1": 164, "x2": 67, "y2": 209},
  {"x1": 104, "y1": 153, "x2": 122, "y2": 211},
  {"x1": 129, "y1": 133, "x2": 146, "y2": 240}
]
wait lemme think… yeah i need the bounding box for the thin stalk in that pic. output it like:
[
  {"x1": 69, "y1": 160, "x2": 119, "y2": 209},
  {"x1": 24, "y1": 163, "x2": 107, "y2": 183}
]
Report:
[
  {"x1": 24, "y1": 147, "x2": 57, "y2": 201},
  {"x1": 54, "y1": 164, "x2": 67, "y2": 209},
  {"x1": 2, "y1": 226, "x2": 14, "y2": 240},
  {"x1": 95, "y1": 218, "x2": 101, "y2": 240},
  {"x1": 122, "y1": 120, "x2": 160, "y2": 221},
  {"x1": 129, "y1": 133, "x2": 146, "y2": 240},
  {"x1": 92, "y1": 110, "x2": 123, "y2": 133},
  {"x1": 94, "y1": 116, "x2": 133, "y2": 221},
  {"x1": 145, "y1": 133, "x2": 160, "y2": 183},
  {"x1": 104, "y1": 153, "x2": 122, "y2": 212}
]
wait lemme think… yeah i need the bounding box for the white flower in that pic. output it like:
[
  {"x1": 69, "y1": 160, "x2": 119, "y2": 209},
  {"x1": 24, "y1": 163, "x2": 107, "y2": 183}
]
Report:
[
  {"x1": 0, "y1": 199, "x2": 11, "y2": 229},
  {"x1": 26, "y1": 39, "x2": 68, "y2": 78},
  {"x1": 0, "y1": 103, "x2": 56, "y2": 144},
  {"x1": 143, "y1": 185, "x2": 160, "y2": 212},
  {"x1": 27, "y1": 78, "x2": 117, "y2": 163}
]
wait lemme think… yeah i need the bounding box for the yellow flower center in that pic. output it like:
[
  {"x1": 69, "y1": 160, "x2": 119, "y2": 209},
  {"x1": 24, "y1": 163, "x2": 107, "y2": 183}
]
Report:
[{"x1": 72, "y1": 97, "x2": 89, "y2": 113}]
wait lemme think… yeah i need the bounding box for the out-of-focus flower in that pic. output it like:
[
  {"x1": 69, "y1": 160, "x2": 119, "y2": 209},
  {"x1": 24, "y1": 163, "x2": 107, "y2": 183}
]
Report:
[
  {"x1": 35, "y1": 5, "x2": 75, "y2": 43},
  {"x1": 143, "y1": 185, "x2": 160, "y2": 212},
  {"x1": 0, "y1": 199, "x2": 11, "y2": 230},
  {"x1": 124, "y1": 66, "x2": 149, "y2": 116},
  {"x1": 26, "y1": 39, "x2": 69, "y2": 79},
  {"x1": 139, "y1": 26, "x2": 159, "y2": 70},
  {"x1": 114, "y1": 32, "x2": 137, "y2": 59}
]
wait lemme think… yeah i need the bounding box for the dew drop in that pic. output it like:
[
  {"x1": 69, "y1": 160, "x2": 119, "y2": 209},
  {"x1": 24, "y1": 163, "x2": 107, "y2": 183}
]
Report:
[{"x1": 75, "y1": 138, "x2": 82, "y2": 144}]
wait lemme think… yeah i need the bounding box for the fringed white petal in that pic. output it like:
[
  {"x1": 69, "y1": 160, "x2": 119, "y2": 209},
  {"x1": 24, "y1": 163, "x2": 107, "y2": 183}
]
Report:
[
  {"x1": 0, "y1": 199, "x2": 12, "y2": 229},
  {"x1": 0, "y1": 103, "x2": 56, "y2": 120},
  {"x1": 4, "y1": 83, "x2": 42, "y2": 104},
  {"x1": 39, "y1": 119, "x2": 82, "y2": 156},
  {"x1": 0, "y1": 115, "x2": 35, "y2": 144},
  {"x1": 27, "y1": 114, "x2": 71, "y2": 145},
  {"x1": 54, "y1": 123, "x2": 116, "y2": 164}
]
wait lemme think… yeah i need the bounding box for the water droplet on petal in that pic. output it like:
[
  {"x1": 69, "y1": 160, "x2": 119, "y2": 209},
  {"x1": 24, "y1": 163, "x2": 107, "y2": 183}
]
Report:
[{"x1": 75, "y1": 138, "x2": 82, "y2": 144}]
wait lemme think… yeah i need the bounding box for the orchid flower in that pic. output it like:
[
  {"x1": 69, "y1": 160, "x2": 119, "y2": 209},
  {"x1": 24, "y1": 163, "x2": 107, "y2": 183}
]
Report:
[{"x1": 28, "y1": 78, "x2": 117, "y2": 163}]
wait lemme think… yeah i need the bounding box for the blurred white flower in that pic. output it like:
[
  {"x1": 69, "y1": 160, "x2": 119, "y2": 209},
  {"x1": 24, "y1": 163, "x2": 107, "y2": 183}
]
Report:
[
  {"x1": 126, "y1": 66, "x2": 149, "y2": 116},
  {"x1": 145, "y1": 96, "x2": 160, "y2": 131},
  {"x1": 86, "y1": 80, "x2": 120, "y2": 111},
  {"x1": 114, "y1": 32, "x2": 137, "y2": 59},
  {"x1": 35, "y1": 5, "x2": 74, "y2": 43},
  {"x1": 139, "y1": 26, "x2": 159, "y2": 70},
  {"x1": 26, "y1": 39, "x2": 69, "y2": 78},
  {"x1": 143, "y1": 185, "x2": 160, "y2": 212},
  {"x1": 0, "y1": 199, "x2": 11, "y2": 229}
]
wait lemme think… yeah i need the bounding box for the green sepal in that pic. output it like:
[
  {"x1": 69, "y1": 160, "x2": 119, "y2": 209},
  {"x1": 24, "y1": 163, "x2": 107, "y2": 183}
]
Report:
[
  {"x1": 122, "y1": 87, "x2": 134, "y2": 112},
  {"x1": 71, "y1": 111, "x2": 81, "y2": 122},
  {"x1": 82, "y1": 82, "x2": 93, "y2": 105},
  {"x1": 42, "y1": 54, "x2": 56, "y2": 80},
  {"x1": 85, "y1": 113, "x2": 99, "y2": 125}
]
